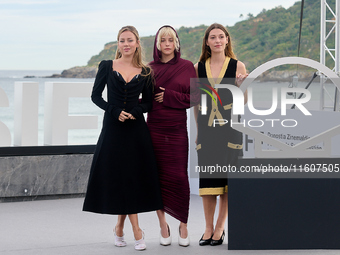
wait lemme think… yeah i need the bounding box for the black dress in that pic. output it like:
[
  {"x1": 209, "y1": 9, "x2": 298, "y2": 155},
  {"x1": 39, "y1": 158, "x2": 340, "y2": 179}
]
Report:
[
  {"x1": 83, "y1": 60, "x2": 163, "y2": 215},
  {"x1": 197, "y1": 57, "x2": 243, "y2": 196}
]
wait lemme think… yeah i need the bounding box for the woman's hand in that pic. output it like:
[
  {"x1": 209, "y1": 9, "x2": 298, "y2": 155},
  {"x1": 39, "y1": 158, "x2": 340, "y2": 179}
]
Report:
[
  {"x1": 154, "y1": 87, "x2": 165, "y2": 103},
  {"x1": 236, "y1": 73, "x2": 248, "y2": 87},
  {"x1": 118, "y1": 111, "x2": 135, "y2": 122}
]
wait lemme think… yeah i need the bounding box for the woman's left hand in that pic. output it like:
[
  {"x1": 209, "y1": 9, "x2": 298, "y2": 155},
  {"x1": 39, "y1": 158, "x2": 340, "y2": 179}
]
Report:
[
  {"x1": 236, "y1": 73, "x2": 248, "y2": 87},
  {"x1": 154, "y1": 87, "x2": 165, "y2": 103}
]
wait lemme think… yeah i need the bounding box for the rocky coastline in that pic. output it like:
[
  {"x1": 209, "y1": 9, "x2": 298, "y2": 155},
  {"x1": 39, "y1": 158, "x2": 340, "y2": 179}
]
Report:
[
  {"x1": 59, "y1": 66, "x2": 98, "y2": 78},
  {"x1": 23, "y1": 66, "x2": 97, "y2": 79},
  {"x1": 43, "y1": 66, "x2": 98, "y2": 78}
]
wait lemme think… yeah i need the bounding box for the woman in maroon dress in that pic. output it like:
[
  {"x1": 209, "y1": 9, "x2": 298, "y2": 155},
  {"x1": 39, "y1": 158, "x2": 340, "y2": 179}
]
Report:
[{"x1": 147, "y1": 25, "x2": 198, "y2": 247}]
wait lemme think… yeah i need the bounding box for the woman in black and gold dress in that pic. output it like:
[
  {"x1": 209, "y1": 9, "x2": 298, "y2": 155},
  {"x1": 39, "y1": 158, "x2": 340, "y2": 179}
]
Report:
[
  {"x1": 83, "y1": 26, "x2": 162, "y2": 251},
  {"x1": 194, "y1": 23, "x2": 247, "y2": 246}
]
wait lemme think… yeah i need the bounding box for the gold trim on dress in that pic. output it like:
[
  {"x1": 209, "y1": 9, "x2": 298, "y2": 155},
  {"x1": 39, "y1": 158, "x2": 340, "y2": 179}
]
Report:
[
  {"x1": 223, "y1": 103, "x2": 232, "y2": 110},
  {"x1": 199, "y1": 185, "x2": 228, "y2": 196},
  {"x1": 205, "y1": 57, "x2": 231, "y2": 127},
  {"x1": 205, "y1": 57, "x2": 231, "y2": 86},
  {"x1": 227, "y1": 142, "x2": 243, "y2": 149}
]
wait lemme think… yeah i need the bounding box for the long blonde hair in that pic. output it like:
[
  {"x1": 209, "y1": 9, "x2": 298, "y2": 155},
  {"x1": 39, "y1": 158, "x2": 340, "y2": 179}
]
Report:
[
  {"x1": 199, "y1": 23, "x2": 236, "y2": 62},
  {"x1": 115, "y1": 26, "x2": 151, "y2": 76}
]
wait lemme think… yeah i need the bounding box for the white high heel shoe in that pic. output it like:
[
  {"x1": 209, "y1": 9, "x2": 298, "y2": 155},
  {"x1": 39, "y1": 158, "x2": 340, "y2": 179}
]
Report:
[
  {"x1": 160, "y1": 224, "x2": 172, "y2": 246},
  {"x1": 135, "y1": 231, "x2": 146, "y2": 251},
  {"x1": 178, "y1": 226, "x2": 190, "y2": 247},
  {"x1": 114, "y1": 227, "x2": 127, "y2": 247}
]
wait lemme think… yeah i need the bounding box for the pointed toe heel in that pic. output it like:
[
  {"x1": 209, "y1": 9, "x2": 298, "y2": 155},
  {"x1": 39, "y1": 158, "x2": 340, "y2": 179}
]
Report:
[
  {"x1": 210, "y1": 230, "x2": 225, "y2": 246},
  {"x1": 178, "y1": 226, "x2": 190, "y2": 247},
  {"x1": 160, "y1": 224, "x2": 172, "y2": 246},
  {"x1": 199, "y1": 233, "x2": 213, "y2": 246}
]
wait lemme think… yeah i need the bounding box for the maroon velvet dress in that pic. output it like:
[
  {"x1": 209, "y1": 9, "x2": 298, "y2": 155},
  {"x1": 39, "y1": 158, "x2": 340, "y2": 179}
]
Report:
[{"x1": 147, "y1": 26, "x2": 198, "y2": 223}]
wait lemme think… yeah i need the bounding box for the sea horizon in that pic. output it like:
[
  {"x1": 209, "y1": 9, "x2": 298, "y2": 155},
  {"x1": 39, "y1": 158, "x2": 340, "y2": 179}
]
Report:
[{"x1": 0, "y1": 70, "x2": 63, "y2": 79}]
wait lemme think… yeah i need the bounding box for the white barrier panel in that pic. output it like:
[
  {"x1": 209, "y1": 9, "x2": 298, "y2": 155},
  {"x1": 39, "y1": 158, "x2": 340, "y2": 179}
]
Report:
[
  {"x1": 14, "y1": 82, "x2": 39, "y2": 146},
  {"x1": 0, "y1": 87, "x2": 11, "y2": 146},
  {"x1": 44, "y1": 82, "x2": 98, "y2": 145}
]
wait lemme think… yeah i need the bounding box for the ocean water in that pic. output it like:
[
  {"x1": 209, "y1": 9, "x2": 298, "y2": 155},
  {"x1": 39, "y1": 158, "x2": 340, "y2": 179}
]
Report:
[{"x1": 0, "y1": 70, "x2": 338, "y2": 147}]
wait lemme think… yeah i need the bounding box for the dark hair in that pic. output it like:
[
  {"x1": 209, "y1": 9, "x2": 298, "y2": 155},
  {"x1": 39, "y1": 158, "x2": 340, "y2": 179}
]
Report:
[{"x1": 199, "y1": 23, "x2": 237, "y2": 62}]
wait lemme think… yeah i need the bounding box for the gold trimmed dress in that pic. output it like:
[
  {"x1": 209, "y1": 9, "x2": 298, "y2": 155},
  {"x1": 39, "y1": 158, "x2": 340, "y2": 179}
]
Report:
[{"x1": 196, "y1": 57, "x2": 243, "y2": 196}]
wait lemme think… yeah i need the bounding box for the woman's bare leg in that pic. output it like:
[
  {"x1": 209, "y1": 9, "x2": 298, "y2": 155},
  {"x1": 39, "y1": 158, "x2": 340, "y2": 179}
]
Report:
[
  {"x1": 156, "y1": 209, "x2": 170, "y2": 238},
  {"x1": 179, "y1": 222, "x2": 188, "y2": 238},
  {"x1": 128, "y1": 214, "x2": 142, "y2": 240},
  {"x1": 115, "y1": 215, "x2": 127, "y2": 236},
  {"x1": 212, "y1": 192, "x2": 228, "y2": 240},
  {"x1": 201, "y1": 195, "x2": 217, "y2": 239}
]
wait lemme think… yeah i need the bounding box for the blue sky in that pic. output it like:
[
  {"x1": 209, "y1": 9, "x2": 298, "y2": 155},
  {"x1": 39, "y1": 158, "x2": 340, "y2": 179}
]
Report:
[{"x1": 0, "y1": 0, "x2": 298, "y2": 70}]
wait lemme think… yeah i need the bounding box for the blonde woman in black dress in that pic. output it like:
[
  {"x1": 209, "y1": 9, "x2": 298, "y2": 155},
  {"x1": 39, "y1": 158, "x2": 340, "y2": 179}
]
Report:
[
  {"x1": 83, "y1": 26, "x2": 163, "y2": 251},
  {"x1": 194, "y1": 23, "x2": 247, "y2": 246}
]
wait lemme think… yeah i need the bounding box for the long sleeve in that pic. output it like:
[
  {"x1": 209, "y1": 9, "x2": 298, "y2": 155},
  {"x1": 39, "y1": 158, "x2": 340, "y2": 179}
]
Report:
[
  {"x1": 162, "y1": 64, "x2": 200, "y2": 109},
  {"x1": 91, "y1": 60, "x2": 122, "y2": 119},
  {"x1": 91, "y1": 60, "x2": 109, "y2": 111},
  {"x1": 163, "y1": 89, "x2": 191, "y2": 109},
  {"x1": 130, "y1": 75, "x2": 153, "y2": 118}
]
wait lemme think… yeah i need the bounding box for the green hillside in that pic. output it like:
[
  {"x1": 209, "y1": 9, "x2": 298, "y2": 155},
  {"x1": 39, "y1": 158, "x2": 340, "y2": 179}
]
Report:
[{"x1": 87, "y1": 0, "x2": 335, "y2": 72}]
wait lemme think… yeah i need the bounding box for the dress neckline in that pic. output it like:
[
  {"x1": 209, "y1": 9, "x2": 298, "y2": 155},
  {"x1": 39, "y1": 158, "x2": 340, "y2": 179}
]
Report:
[
  {"x1": 110, "y1": 60, "x2": 142, "y2": 83},
  {"x1": 205, "y1": 57, "x2": 231, "y2": 87},
  {"x1": 113, "y1": 70, "x2": 140, "y2": 83}
]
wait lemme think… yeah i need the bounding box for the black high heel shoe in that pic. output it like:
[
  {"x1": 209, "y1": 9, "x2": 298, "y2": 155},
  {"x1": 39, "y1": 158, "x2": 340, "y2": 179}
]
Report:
[
  {"x1": 210, "y1": 230, "x2": 225, "y2": 246},
  {"x1": 199, "y1": 234, "x2": 213, "y2": 246}
]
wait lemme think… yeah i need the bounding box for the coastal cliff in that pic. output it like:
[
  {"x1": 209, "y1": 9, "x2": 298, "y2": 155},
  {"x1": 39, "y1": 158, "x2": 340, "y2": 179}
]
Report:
[{"x1": 60, "y1": 66, "x2": 97, "y2": 78}]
